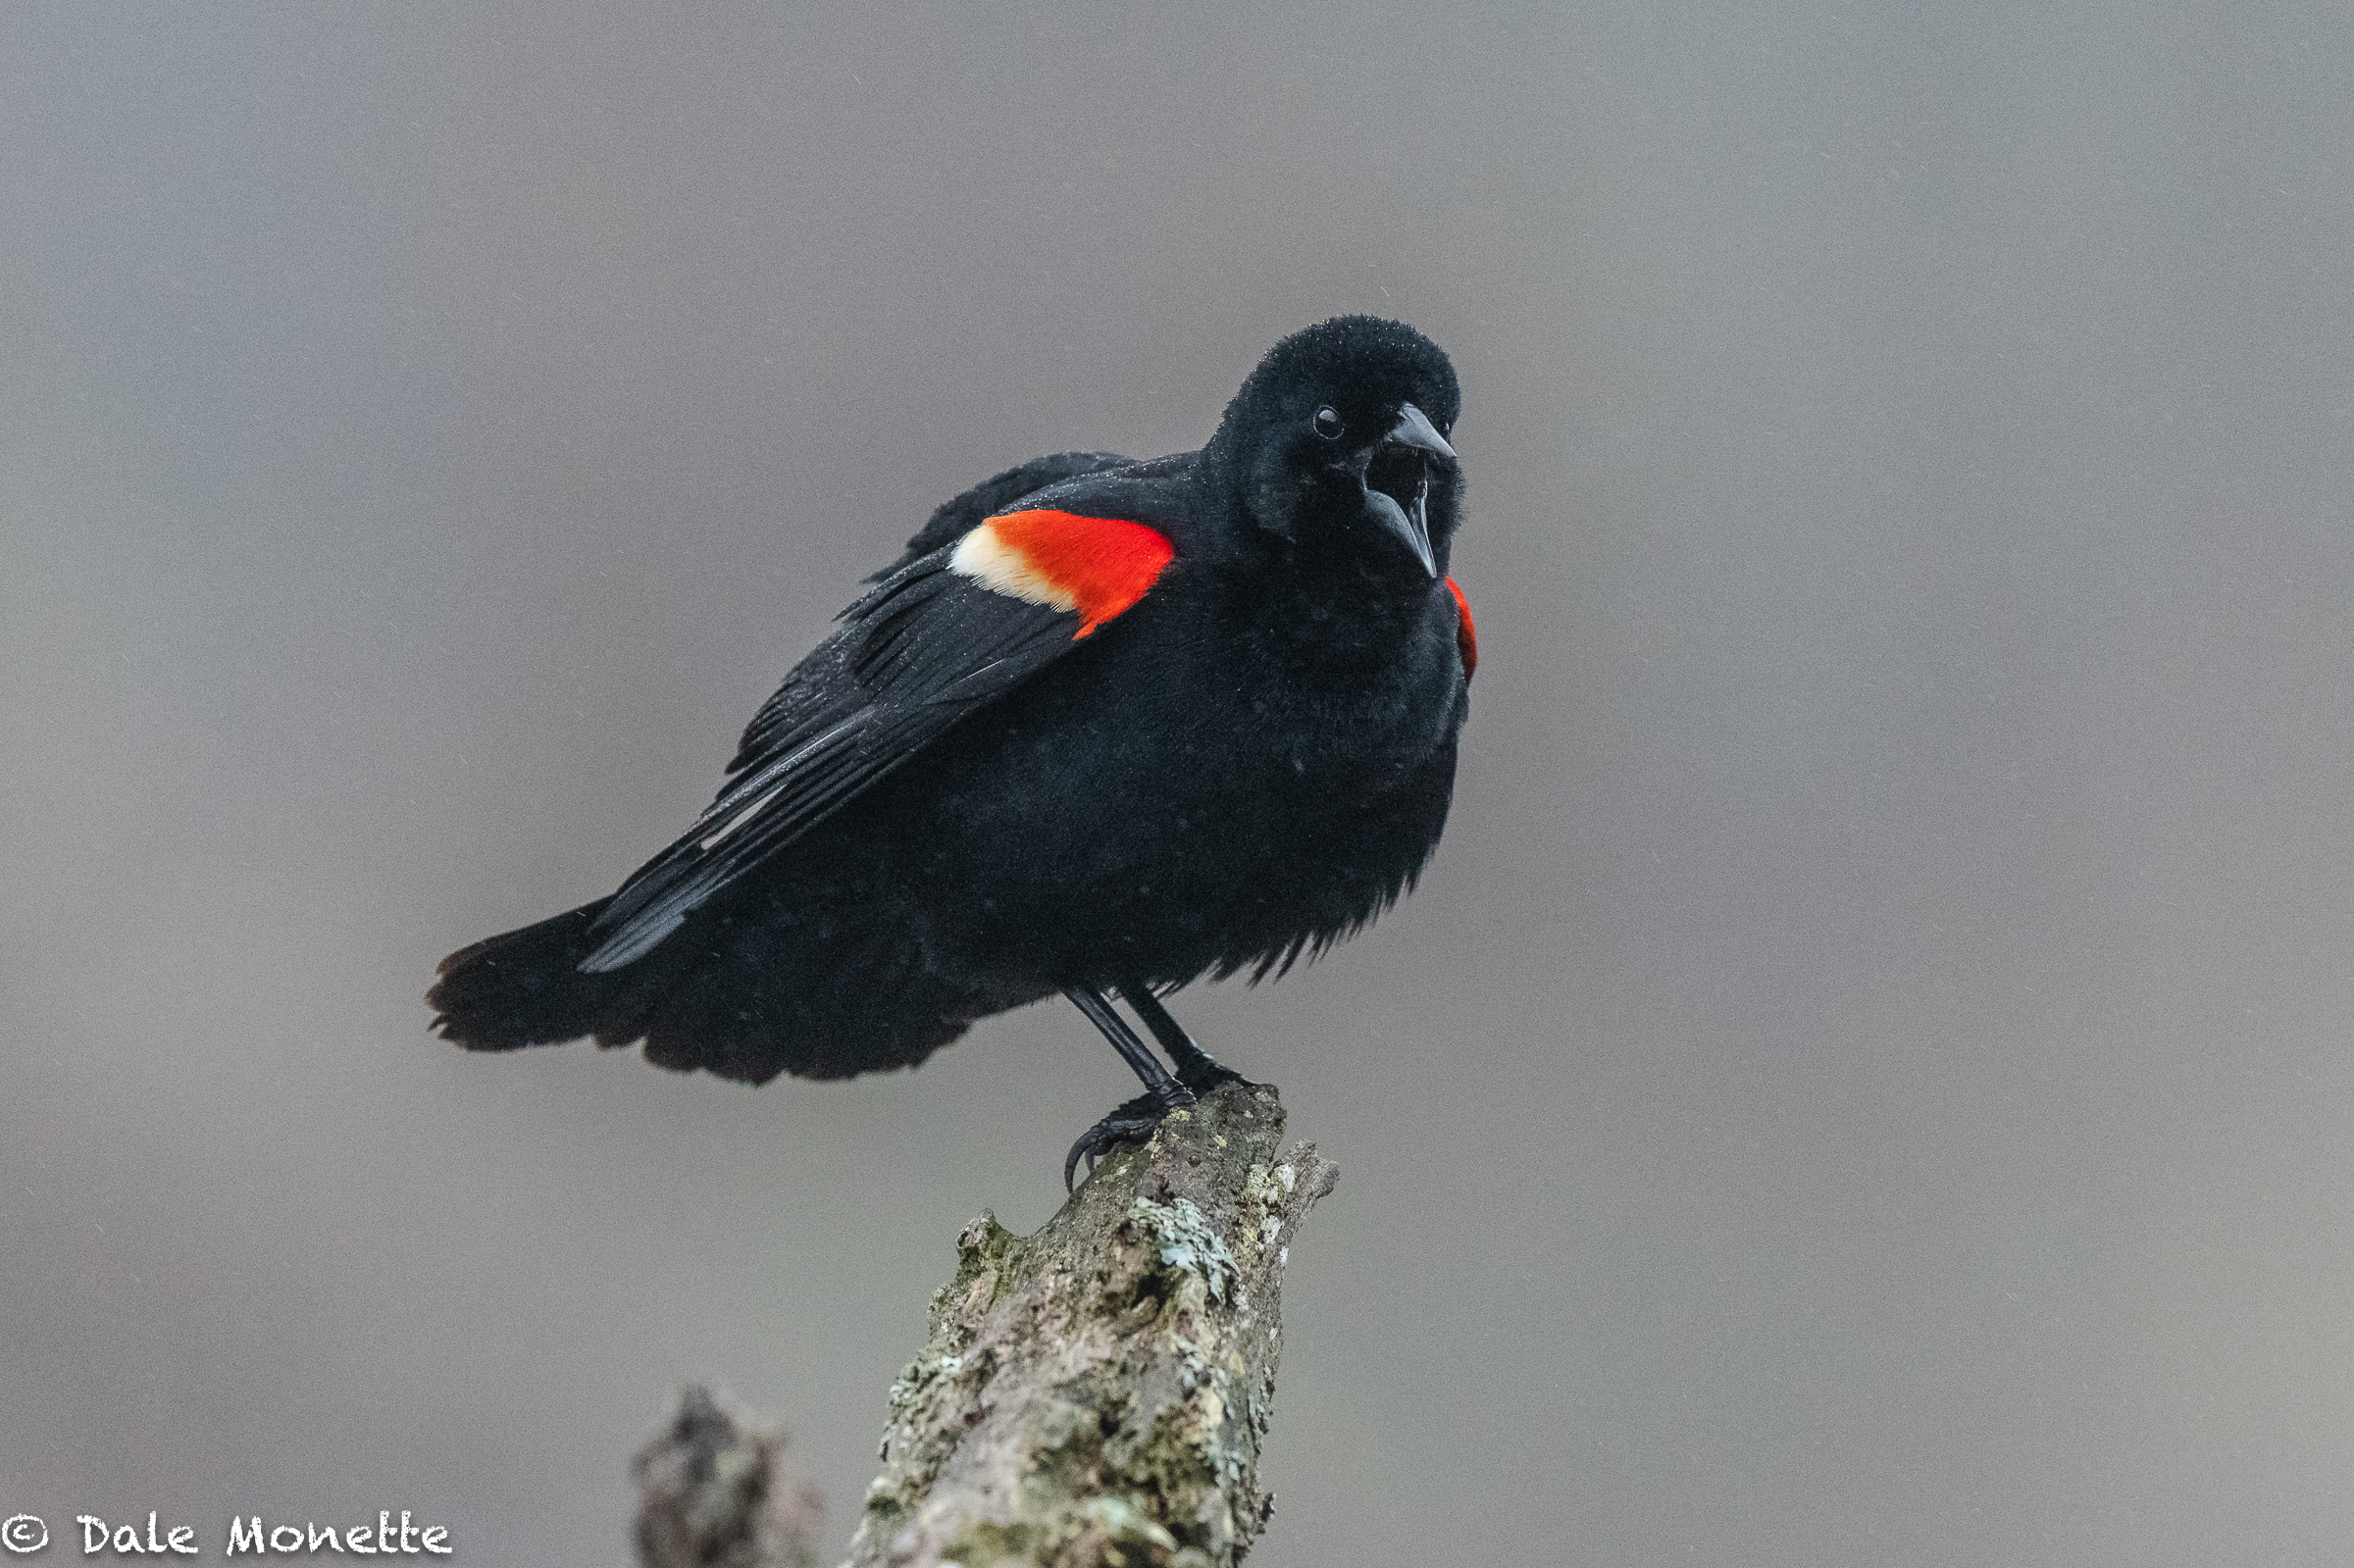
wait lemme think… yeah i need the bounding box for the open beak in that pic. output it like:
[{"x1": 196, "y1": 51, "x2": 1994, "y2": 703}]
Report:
[{"x1": 1359, "y1": 401, "x2": 1453, "y2": 578}]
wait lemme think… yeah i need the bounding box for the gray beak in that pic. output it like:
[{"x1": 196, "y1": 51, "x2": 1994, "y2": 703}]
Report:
[
  {"x1": 1360, "y1": 401, "x2": 1452, "y2": 578},
  {"x1": 1388, "y1": 401, "x2": 1457, "y2": 460}
]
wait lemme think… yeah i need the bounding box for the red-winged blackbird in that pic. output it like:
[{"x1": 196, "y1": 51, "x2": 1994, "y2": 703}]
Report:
[{"x1": 430, "y1": 316, "x2": 1476, "y2": 1186}]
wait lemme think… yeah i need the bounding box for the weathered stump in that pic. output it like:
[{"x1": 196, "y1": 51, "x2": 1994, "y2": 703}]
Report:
[
  {"x1": 847, "y1": 1082, "x2": 1336, "y2": 1568},
  {"x1": 631, "y1": 1082, "x2": 1335, "y2": 1568},
  {"x1": 632, "y1": 1385, "x2": 827, "y2": 1568}
]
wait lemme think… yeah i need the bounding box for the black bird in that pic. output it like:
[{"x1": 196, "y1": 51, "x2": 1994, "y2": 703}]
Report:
[{"x1": 430, "y1": 316, "x2": 1478, "y2": 1187}]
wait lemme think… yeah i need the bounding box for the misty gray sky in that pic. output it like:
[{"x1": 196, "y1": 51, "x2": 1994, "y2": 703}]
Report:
[{"x1": 6, "y1": 4, "x2": 2353, "y2": 1564}]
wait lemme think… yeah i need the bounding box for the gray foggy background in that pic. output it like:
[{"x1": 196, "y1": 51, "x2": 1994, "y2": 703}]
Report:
[{"x1": 6, "y1": 3, "x2": 2352, "y2": 1563}]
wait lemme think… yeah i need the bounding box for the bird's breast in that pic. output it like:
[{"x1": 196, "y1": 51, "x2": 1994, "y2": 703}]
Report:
[{"x1": 885, "y1": 573, "x2": 1465, "y2": 986}]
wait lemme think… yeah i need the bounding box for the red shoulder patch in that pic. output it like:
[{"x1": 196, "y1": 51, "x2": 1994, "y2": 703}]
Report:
[
  {"x1": 1446, "y1": 576, "x2": 1477, "y2": 679},
  {"x1": 949, "y1": 510, "x2": 1176, "y2": 637}
]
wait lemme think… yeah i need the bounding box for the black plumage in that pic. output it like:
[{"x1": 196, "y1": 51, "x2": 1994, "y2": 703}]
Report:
[{"x1": 430, "y1": 316, "x2": 1475, "y2": 1182}]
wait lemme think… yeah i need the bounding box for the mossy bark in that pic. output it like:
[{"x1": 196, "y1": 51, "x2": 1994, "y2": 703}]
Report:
[{"x1": 844, "y1": 1082, "x2": 1338, "y2": 1568}]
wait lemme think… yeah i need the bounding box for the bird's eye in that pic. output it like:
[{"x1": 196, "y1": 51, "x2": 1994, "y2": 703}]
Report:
[{"x1": 1311, "y1": 406, "x2": 1345, "y2": 440}]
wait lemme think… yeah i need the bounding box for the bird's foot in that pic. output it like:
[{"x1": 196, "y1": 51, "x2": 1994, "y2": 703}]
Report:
[
  {"x1": 1175, "y1": 1059, "x2": 1256, "y2": 1096},
  {"x1": 1064, "y1": 1084, "x2": 1197, "y2": 1192},
  {"x1": 1165, "y1": 1047, "x2": 1257, "y2": 1097}
]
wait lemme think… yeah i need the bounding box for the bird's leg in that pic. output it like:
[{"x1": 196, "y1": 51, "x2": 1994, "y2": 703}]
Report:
[
  {"x1": 1062, "y1": 986, "x2": 1196, "y2": 1191},
  {"x1": 1119, "y1": 981, "x2": 1258, "y2": 1094}
]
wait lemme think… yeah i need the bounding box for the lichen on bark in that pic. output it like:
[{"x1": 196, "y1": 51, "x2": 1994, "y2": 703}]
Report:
[{"x1": 844, "y1": 1082, "x2": 1338, "y2": 1568}]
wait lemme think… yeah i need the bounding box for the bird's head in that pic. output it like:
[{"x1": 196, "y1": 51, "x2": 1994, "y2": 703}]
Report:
[{"x1": 1207, "y1": 316, "x2": 1462, "y2": 582}]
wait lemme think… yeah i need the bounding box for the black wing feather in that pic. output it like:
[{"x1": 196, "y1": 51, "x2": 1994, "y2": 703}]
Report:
[
  {"x1": 722, "y1": 450, "x2": 1134, "y2": 776},
  {"x1": 577, "y1": 553, "x2": 1097, "y2": 972}
]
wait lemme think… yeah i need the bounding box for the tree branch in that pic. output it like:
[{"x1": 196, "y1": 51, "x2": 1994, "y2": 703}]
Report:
[
  {"x1": 845, "y1": 1082, "x2": 1336, "y2": 1568},
  {"x1": 632, "y1": 1082, "x2": 1335, "y2": 1568}
]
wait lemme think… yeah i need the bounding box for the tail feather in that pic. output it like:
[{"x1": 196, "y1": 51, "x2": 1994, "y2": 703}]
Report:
[
  {"x1": 430, "y1": 891, "x2": 1011, "y2": 1084},
  {"x1": 430, "y1": 898, "x2": 675, "y2": 1051}
]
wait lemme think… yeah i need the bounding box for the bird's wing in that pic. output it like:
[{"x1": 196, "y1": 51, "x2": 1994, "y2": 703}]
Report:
[
  {"x1": 872, "y1": 451, "x2": 1138, "y2": 581},
  {"x1": 577, "y1": 508, "x2": 1177, "y2": 972}
]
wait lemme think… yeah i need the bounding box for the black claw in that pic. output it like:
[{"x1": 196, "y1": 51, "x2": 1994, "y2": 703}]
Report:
[{"x1": 1063, "y1": 1086, "x2": 1197, "y2": 1192}]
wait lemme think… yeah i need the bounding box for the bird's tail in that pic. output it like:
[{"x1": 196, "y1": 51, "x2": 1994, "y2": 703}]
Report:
[
  {"x1": 429, "y1": 898, "x2": 677, "y2": 1052},
  {"x1": 430, "y1": 890, "x2": 1002, "y2": 1085}
]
